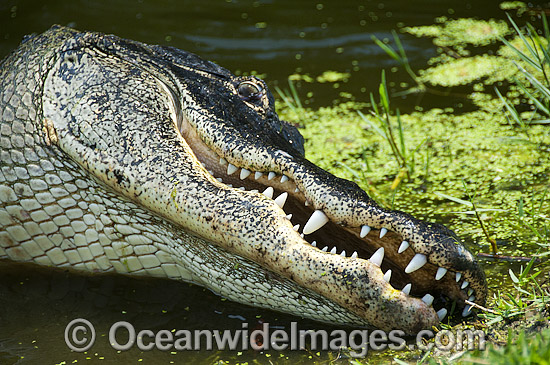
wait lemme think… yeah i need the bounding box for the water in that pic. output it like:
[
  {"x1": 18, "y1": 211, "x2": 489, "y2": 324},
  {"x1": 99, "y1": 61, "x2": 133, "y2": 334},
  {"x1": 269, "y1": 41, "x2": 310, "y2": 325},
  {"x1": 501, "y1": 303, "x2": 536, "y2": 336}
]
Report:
[
  {"x1": 2, "y1": 0, "x2": 507, "y2": 108},
  {"x1": 0, "y1": 0, "x2": 534, "y2": 363}
]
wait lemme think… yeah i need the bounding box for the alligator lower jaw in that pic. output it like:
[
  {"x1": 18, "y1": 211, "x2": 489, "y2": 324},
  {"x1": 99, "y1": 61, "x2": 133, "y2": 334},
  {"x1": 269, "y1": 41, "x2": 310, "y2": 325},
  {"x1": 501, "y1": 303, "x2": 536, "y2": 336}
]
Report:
[{"x1": 177, "y1": 115, "x2": 480, "y2": 324}]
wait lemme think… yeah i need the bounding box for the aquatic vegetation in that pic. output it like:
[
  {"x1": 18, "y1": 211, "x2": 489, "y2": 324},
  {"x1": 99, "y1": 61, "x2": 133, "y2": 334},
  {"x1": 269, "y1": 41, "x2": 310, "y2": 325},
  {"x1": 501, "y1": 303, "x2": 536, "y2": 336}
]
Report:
[
  {"x1": 419, "y1": 55, "x2": 516, "y2": 87},
  {"x1": 404, "y1": 18, "x2": 511, "y2": 50},
  {"x1": 286, "y1": 70, "x2": 350, "y2": 84},
  {"x1": 462, "y1": 328, "x2": 550, "y2": 364},
  {"x1": 398, "y1": 12, "x2": 550, "y2": 136},
  {"x1": 316, "y1": 70, "x2": 350, "y2": 83},
  {"x1": 496, "y1": 15, "x2": 550, "y2": 131},
  {"x1": 500, "y1": 1, "x2": 527, "y2": 11},
  {"x1": 371, "y1": 30, "x2": 424, "y2": 92},
  {"x1": 360, "y1": 70, "x2": 426, "y2": 186}
]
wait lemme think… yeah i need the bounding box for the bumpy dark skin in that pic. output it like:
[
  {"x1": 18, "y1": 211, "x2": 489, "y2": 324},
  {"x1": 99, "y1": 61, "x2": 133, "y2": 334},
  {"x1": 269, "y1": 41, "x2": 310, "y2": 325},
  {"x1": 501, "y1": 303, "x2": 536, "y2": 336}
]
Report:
[{"x1": 0, "y1": 26, "x2": 486, "y2": 333}]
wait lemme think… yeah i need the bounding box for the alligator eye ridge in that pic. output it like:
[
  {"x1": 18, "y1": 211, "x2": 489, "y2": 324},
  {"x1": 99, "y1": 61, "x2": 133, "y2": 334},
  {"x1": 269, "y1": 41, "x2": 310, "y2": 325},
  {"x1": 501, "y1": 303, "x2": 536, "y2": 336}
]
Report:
[{"x1": 238, "y1": 81, "x2": 262, "y2": 102}]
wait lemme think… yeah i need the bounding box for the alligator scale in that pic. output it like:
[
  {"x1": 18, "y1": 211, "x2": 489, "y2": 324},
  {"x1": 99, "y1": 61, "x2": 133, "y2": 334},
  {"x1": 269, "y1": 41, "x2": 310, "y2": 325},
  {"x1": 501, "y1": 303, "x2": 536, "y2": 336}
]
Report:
[{"x1": 0, "y1": 26, "x2": 486, "y2": 333}]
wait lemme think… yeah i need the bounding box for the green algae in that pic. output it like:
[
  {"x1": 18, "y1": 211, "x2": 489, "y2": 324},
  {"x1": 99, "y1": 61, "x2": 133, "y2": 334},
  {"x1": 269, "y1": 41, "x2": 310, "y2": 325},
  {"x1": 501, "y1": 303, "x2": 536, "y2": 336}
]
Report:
[
  {"x1": 401, "y1": 13, "x2": 550, "y2": 117},
  {"x1": 315, "y1": 70, "x2": 351, "y2": 83},
  {"x1": 500, "y1": 1, "x2": 528, "y2": 11},
  {"x1": 404, "y1": 18, "x2": 512, "y2": 49},
  {"x1": 497, "y1": 34, "x2": 549, "y2": 60},
  {"x1": 288, "y1": 70, "x2": 351, "y2": 84},
  {"x1": 419, "y1": 55, "x2": 517, "y2": 87}
]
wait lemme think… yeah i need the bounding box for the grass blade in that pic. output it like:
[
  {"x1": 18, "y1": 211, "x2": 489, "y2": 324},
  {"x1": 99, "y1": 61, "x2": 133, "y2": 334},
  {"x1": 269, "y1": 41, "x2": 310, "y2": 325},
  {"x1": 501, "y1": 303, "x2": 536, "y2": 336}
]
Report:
[{"x1": 434, "y1": 192, "x2": 474, "y2": 207}]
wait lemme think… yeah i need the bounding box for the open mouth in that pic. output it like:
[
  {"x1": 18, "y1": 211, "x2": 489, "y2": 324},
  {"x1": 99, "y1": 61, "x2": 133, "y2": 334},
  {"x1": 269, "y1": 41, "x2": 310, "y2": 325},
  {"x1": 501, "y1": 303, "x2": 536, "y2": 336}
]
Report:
[{"x1": 176, "y1": 112, "x2": 480, "y2": 323}]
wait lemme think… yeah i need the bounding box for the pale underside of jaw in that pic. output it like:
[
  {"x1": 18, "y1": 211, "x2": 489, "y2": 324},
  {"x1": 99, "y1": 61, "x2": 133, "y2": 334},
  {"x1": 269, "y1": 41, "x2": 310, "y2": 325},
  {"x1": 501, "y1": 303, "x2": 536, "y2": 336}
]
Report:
[{"x1": 176, "y1": 120, "x2": 477, "y2": 320}]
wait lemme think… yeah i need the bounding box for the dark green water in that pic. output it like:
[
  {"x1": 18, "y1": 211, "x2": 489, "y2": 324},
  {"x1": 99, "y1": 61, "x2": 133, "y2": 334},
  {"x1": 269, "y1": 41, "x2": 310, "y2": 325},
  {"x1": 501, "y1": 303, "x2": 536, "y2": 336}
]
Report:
[
  {"x1": 0, "y1": 1, "x2": 536, "y2": 363},
  {"x1": 2, "y1": 0, "x2": 509, "y2": 109}
]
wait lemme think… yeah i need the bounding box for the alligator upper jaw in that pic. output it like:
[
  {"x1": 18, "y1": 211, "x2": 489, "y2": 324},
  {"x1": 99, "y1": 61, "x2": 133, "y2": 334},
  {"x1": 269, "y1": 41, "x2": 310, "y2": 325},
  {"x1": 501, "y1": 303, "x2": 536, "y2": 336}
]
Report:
[{"x1": 177, "y1": 111, "x2": 487, "y2": 326}]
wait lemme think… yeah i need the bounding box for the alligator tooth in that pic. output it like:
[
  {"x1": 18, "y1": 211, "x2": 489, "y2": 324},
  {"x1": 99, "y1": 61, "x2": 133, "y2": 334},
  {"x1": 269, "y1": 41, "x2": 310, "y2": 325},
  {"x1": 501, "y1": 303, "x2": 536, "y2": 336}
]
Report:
[
  {"x1": 360, "y1": 225, "x2": 371, "y2": 238},
  {"x1": 398, "y1": 240, "x2": 409, "y2": 254},
  {"x1": 262, "y1": 187, "x2": 274, "y2": 199},
  {"x1": 462, "y1": 305, "x2": 472, "y2": 317},
  {"x1": 207, "y1": 170, "x2": 214, "y2": 175},
  {"x1": 330, "y1": 247, "x2": 337, "y2": 254},
  {"x1": 254, "y1": 172, "x2": 263, "y2": 180},
  {"x1": 286, "y1": 214, "x2": 293, "y2": 220},
  {"x1": 300, "y1": 233, "x2": 304, "y2": 238},
  {"x1": 240, "y1": 169, "x2": 251, "y2": 180},
  {"x1": 268, "y1": 172, "x2": 276, "y2": 180},
  {"x1": 468, "y1": 289, "x2": 473, "y2": 296},
  {"x1": 340, "y1": 250, "x2": 346, "y2": 257},
  {"x1": 274, "y1": 192, "x2": 288, "y2": 208},
  {"x1": 379, "y1": 228, "x2": 388, "y2": 238},
  {"x1": 238, "y1": 187, "x2": 245, "y2": 190},
  {"x1": 227, "y1": 184, "x2": 233, "y2": 188},
  {"x1": 311, "y1": 241, "x2": 317, "y2": 247},
  {"x1": 303, "y1": 210, "x2": 329, "y2": 235},
  {"x1": 304, "y1": 200, "x2": 310, "y2": 206},
  {"x1": 437, "y1": 308, "x2": 448, "y2": 321},
  {"x1": 281, "y1": 175, "x2": 289, "y2": 183},
  {"x1": 421, "y1": 294, "x2": 434, "y2": 306},
  {"x1": 294, "y1": 188, "x2": 300, "y2": 194},
  {"x1": 402, "y1": 283, "x2": 412, "y2": 295},
  {"x1": 404, "y1": 253, "x2": 427, "y2": 273},
  {"x1": 435, "y1": 267, "x2": 447, "y2": 280},
  {"x1": 468, "y1": 295, "x2": 475, "y2": 302},
  {"x1": 293, "y1": 224, "x2": 300, "y2": 231},
  {"x1": 351, "y1": 251, "x2": 358, "y2": 259},
  {"x1": 250, "y1": 189, "x2": 259, "y2": 193},
  {"x1": 227, "y1": 163, "x2": 238, "y2": 175},
  {"x1": 220, "y1": 158, "x2": 227, "y2": 165},
  {"x1": 216, "y1": 178, "x2": 223, "y2": 182},
  {"x1": 456, "y1": 272, "x2": 462, "y2": 282},
  {"x1": 383, "y1": 269, "x2": 392, "y2": 282},
  {"x1": 322, "y1": 246, "x2": 328, "y2": 252},
  {"x1": 369, "y1": 247, "x2": 384, "y2": 267},
  {"x1": 461, "y1": 281, "x2": 469, "y2": 289}
]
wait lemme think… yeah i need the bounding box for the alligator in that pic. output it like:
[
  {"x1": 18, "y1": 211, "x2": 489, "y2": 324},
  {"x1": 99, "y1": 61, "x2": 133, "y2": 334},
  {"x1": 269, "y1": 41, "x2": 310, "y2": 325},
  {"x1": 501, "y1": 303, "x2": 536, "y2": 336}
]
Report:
[{"x1": 0, "y1": 26, "x2": 486, "y2": 333}]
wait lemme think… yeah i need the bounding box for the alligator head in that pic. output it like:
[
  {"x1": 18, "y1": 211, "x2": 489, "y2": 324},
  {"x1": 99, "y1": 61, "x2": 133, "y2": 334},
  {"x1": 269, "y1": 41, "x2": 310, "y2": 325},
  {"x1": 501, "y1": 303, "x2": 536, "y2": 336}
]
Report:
[{"x1": 0, "y1": 26, "x2": 486, "y2": 333}]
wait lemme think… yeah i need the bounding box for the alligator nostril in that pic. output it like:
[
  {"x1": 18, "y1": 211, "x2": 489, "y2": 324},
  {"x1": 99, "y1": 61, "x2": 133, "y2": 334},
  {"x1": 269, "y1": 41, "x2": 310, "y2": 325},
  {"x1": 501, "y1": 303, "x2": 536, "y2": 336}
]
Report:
[{"x1": 64, "y1": 54, "x2": 77, "y2": 63}]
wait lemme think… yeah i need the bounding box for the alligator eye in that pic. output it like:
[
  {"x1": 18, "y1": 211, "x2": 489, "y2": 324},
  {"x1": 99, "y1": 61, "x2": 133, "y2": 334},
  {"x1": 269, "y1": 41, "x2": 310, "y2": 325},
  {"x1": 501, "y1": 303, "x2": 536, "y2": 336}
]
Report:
[{"x1": 238, "y1": 81, "x2": 262, "y2": 102}]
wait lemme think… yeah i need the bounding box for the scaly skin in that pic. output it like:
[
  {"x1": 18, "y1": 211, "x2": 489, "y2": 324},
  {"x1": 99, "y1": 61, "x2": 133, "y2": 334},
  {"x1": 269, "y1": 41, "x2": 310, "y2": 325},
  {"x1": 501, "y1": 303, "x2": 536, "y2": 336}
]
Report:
[{"x1": 0, "y1": 26, "x2": 486, "y2": 333}]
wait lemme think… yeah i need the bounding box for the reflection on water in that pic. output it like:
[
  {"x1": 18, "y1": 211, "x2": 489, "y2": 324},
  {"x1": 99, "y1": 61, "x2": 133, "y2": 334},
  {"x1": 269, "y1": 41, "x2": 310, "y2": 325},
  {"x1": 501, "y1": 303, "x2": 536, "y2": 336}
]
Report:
[
  {"x1": 1, "y1": 0, "x2": 517, "y2": 363},
  {"x1": 0, "y1": 262, "x2": 347, "y2": 363},
  {"x1": 2, "y1": 0, "x2": 505, "y2": 107}
]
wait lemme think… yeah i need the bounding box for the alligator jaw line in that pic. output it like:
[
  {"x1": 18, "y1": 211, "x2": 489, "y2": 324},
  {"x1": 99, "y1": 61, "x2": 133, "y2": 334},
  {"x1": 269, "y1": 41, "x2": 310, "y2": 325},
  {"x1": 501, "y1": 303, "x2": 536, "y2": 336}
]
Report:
[{"x1": 175, "y1": 106, "x2": 482, "y2": 328}]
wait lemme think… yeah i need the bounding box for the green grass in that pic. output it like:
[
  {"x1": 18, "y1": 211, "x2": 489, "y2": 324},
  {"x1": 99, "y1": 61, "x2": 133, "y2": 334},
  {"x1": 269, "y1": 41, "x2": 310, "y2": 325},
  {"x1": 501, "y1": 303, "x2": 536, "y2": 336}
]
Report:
[
  {"x1": 461, "y1": 328, "x2": 550, "y2": 364},
  {"x1": 359, "y1": 70, "x2": 427, "y2": 186},
  {"x1": 495, "y1": 13, "x2": 550, "y2": 141}
]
